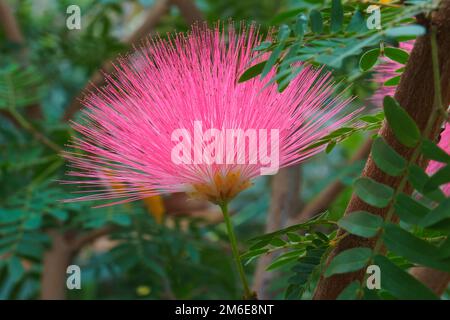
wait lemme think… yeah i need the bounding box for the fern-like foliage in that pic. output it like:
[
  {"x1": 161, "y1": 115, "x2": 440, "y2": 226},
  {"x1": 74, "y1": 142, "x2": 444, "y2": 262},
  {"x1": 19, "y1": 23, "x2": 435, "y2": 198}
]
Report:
[{"x1": 0, "y1": 64, "x2": 42, "y2": 110}]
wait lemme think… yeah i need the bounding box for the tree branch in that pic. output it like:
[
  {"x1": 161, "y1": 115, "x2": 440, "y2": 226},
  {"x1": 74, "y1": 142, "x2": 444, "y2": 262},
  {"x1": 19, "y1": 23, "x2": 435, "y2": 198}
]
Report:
[
  {"x1": 170, "y1": 0, "x2": 204, "y2": 24},
  {"x1": 71, "y1": 225, "x2": 116, "y2": 252}
]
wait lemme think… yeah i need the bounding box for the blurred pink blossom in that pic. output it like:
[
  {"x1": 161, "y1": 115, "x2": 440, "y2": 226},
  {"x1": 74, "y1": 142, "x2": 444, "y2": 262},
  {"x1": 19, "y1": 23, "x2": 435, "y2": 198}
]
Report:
[{"x1": 372, "y1": 40, "x2": 449, "y2": 195}]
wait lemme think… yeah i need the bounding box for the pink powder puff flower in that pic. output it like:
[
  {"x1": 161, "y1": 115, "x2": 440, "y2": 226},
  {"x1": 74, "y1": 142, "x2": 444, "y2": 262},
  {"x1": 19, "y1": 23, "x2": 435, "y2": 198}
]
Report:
[
  {"x1": 372, "y1": 40, "x2": 449, "y2": 195},
  {"x1": 63, "y1": 24, "x2": 357, "y2": 206}
]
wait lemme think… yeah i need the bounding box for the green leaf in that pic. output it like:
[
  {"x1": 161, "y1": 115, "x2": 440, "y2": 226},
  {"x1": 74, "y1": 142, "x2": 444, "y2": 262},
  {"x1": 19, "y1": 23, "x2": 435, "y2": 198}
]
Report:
[
  {"x1": 383, "y1": 223, "x2": 450, "y2": 271},
  {"x1": 316, "y1": 33, "x2": 381, "y2": 69},
  {"x1": 325, "y1": 247, "x2": 372, "y2": 277},
  {"x1": 359, "y1": 112, "x2": 384, "y2": 124},
  {"x1": 249, "y1": 238, "x2": 271, "y2": 250},
  {"x1": 424, "y1": 165, "x2": 450, "y2": 193},
  {"x1": 286, "y1": 245, "x2": 328, "y2": 299},
  {"x1": 408, "y1": 164, "x2": 446, "y2": 202},
  {"x1": 270, "y1": 237, "x2": 287, "y2": 247},
  {"x1": 0, "y1": 65, "x2": 43, "y2": 110},
  {"x1": 142, "y1": 255, "x2": 165, "y2": 276},
  {"x1": 261, "y1": 44, "x2": 284, "y2": 79},
  {"x1": 330, "y1": 0, "x2": 343, "y2": 33},
  {"x1": 277, "y1": 24, "x2": 291, "y2": 42},
  {"x1": 253, "y1": 41, "x2": 272, "y2": 52},
  {"x1": 241, "y1": 248, "x2": 269, "y2": 263},
  {"x1": 248, "y1": 212, "x2": 333, "y2": 243},
  {"x1": 346, "y1": 10, "x2": 365, "y2": 33},
  {"x1": 267, "y1": 254, "x2": 299, "y2": 271},
  {"x1": 261, "y1": 24, "x2": 291, "y2": 79},
  {"x1": 384, "y1": 75, "x2": 400, "y2": 86},
  {"x1": 408, "y1": 164, "x2": 430, "y2": 191},
  {"x1": 383, "y1": 96, "x2": 420, "y2": 148},
  {"x1": 23, "y1": 215, "x2": 42, "y2": 230},
  {"x1": 112, "y1": 214, "x2": 131, "y2": 226},
  {"x1": 286, "y1": 232, "x2": 302, "y2": 242},
  {"x1": 421, "y1": 139, "x2": 450, "y2": 163},
  {"x1": 250, "y1": 238, "x2": 272, "y2": 250},
  {"x1": 325, "y1": 140, "x2": 336, "y2": 153},
  {"x1": 372, "y1": 137, "x2": 406, "y2": 176},
  {"x1": 338, "y1": 211, "x2": 383, "y2": 238},
  {"x1": 354, "y1": 177, "x2": 394, "y2": 208},
  {"x1": 8, "y1": 256, "x2": 24, "y2": 282},
  {"x1": 16, "y1": 241, "x2": 44, "y2": 261},
  {"x1": 384, "y1": 47, "x2": 409, "y2": 64},
  {"x1": 337, "y1": 281, "x2": 362, "y2": 300},
  {"x1": 373, "y1": 255, "x2": 437, "y2": 300},
  {"x1": 238, "y1": 61, "x2": 266, "y2": 82},
  {"x1": 48, "y1": 209, "x2": 68, "y2": 221},
  {"x1": 386, "y1": 25, "x2": 426, "y2": 38},
  {"x1": 294, "y1": 14, "x2": 307, "y2": 39},
  {"x1": 326, "y1": 127, "x2": 354, "y2": 138},
  {"x1": 420, "y1": 198, "x2": 450, "y2": 231},
  {"x1": 359, "y1": 48, "x2": 380, "y2": 72},
  {"x1": 309, "y1": 10, "x2": 323, "y2": 33},
  {"x1": 395, "y1": 193, "x2": 430, "y2": 225},
  {"x1": 276, "y1": 65, "x2": 303, "y2": 92},
  {"x1": 271, "y1": 8, "x2": 303, "y2": 25},
  {"x1": 0, "y1": 209, "x2": 23, "y2": 223}
]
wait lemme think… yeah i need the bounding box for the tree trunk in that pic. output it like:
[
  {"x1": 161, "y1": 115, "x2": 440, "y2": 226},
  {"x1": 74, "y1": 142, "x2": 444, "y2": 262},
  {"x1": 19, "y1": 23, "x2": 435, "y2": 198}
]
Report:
[
  {"x1": 41, "y1": 231, "x2": 75, "y2": 300},
  {"x1": 0, "y1": 0, "x2": 24, "y2": 45},
  {"x1": 410, "y1": 267, "x2": 450, "y2": 296},
  {"x1": 314, "y1": 1, "x2": 450, "y2": 299}
]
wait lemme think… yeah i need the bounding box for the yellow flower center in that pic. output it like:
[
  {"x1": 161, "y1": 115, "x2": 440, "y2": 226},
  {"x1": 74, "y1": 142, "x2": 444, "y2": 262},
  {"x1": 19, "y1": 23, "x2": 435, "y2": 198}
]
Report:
[{"x1": 191, "y1": 171, "x2": 252, "y2": 204}]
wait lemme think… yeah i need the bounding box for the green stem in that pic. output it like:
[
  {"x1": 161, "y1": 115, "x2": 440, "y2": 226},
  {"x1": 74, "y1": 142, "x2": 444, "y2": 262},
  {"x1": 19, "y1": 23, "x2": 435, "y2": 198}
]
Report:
[
  {"x1": 9, "y1": 109, "x2": 61, "y2": 153},
  {"x1": 5, "y1": 73, "x2": 61, "y2": 153},
  {"x1": 219, "y1": 202, "x2": 253, "y2": 300},
  {"x1": 430, "y1": 25, "x2": 450, "y2": 122}
]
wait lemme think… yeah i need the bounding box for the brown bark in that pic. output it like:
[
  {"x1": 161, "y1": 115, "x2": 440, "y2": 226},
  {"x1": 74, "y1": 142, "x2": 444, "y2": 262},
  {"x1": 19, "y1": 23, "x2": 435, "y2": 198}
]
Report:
[
  {"x1": 289, "y1": 139, "x2": 372, "y2": 225},
  {"x1": 252, "y1": 166, "x2": 301, "y2": 299},
  {"x1": 71, "y1": 226, "x2": 116, "y2": 251},
  {"x1": 40, "y1": 226, "x2": 114, "y2": 300},
  {"x1": 40, "y1": 231, "x2": 75, "y2": 300},
  {"x1": 410, "y1": 267, "x2": 450, "y2": 296},
  {"x1": 170, "y1": 0, "x2": 204, "y2": 25},
  {"x1": 314, "y1": 1, "x2": 450, "y2": 300}
]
